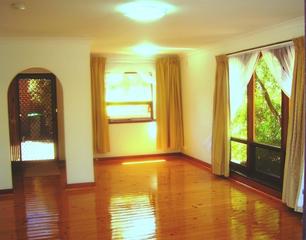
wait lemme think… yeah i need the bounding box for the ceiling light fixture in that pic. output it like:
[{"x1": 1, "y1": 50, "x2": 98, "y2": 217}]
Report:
[
  {"x1": 11, "y1": 2, "x2": 26, "y2": 10},
  {"x1": 116, "y1": 0, "x2": 175, "y2": 22},
  {"x1": 132, "y1": 42, "x2": 161, "y2": 56},
  {"x1": 130, "y1": 42, "x2": 194, "y2": 56}
]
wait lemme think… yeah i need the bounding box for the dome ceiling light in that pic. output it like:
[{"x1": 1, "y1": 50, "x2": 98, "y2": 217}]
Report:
[{"x1": 116, "y1": 1, "x2": 175, "y2": 22}]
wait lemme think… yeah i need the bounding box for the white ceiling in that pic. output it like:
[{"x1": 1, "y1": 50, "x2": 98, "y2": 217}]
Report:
[{"x1": 0, "y1": 0, "x2": 303, "y2": 55}]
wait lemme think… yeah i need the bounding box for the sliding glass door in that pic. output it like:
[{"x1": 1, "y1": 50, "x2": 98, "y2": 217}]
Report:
[{"x1": 230, "y1": 57, "x2": 288, "y2": 190}]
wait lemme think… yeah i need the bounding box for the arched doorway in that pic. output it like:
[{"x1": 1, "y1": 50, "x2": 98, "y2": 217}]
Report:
[{"x1": 8, "y1": 72, "x2": 58, "y2": 161}]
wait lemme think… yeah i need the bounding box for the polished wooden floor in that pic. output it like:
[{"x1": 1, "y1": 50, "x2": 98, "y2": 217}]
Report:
[{"x1": 0, "y1": 156, "x2": 302, "y2": 239}]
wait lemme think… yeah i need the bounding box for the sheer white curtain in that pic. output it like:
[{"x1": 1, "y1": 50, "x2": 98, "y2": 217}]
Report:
[
  {"x1": 295, "y1": 168, "x2": 304, "y2": 212},
  {"x1": 228, "y1": 51, "x2": 259, "y2": 118},
  {"x1": 262, "y1": 44, "x2": 295, "y2": 97}
]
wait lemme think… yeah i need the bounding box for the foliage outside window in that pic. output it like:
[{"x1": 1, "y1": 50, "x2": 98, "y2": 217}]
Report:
[
  {"x1": 231, "y1": 141, "x2": 247, "y2": 166},
  {"x1": 105, "y1": 72, "x2": 154, "y2": 123},
  {"x1": 230, "y1": 91, "x2": 247, "y2": 140},
  {"x1": 254, "y1": 59, "x2": 282, "y2": 146}
]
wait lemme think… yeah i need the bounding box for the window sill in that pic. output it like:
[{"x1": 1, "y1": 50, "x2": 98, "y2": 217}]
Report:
[
  {"x1": 230, "y1": 170, "x2": 282, "y2": 199},
  {"x1": 109, "y1": 119, "x2": 155, "y2": 124}
]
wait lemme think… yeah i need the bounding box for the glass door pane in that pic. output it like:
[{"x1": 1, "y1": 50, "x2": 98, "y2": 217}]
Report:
[
  {"x1": 230, "y1": 91, "x2": 247, "y2": 140},
  {"x1": 253, "y1": 58, "x2": 283, "y2": 182},
  {"x1": 254, "y1": 147, "x2": 282, "y2": 178},
  {"x1": 254, "y1": 58, "x2": 282, "y2": 147},
  {"x1": 231, "y1": 141, "x2": 247, "y2": 166}
]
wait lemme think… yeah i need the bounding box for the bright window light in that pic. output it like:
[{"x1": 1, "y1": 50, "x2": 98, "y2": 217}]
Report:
[
  {"x1": 116, "y1": 1, "x2": 175, "y2": 22},
  {"x1": 21, "y1": 141, "x2": 55, "y2": 161},
  {"x1": 105, "y1": 72, "x2": 154, "y2": 122}
]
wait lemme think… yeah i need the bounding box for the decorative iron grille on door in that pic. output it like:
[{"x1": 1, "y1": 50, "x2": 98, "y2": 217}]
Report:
[{"x1": 9, "y1": 73, "x2": 58, "y2": 161}]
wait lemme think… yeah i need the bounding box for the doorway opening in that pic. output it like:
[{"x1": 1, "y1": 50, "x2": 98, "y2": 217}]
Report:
[{"x1": 8, "y1": 73, "x2": 58, "y2": 161}]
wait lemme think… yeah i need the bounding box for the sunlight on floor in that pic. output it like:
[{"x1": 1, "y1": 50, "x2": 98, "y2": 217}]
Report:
[
  {"x1": 122, "y1": 159, "x2": 166, "y2": 165},
  {"x1": 21, "y1": 141, "x2": 55, "y2": 161}
]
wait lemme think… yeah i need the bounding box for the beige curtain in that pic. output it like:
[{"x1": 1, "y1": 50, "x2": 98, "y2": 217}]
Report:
[
  {"x1": 156, "y1": 56, "x2": 184, "y2": 150},
  {"x1": 211, "y1": 55, "x2": 230, "y2": 177},
  {"x1": 91, "y1": 56, "x2": 110, "y2": 153},
  {"x1": 8, "y1": 79, "x2": 21, "y2": 161},
  {"x1": 282, "y1": 36, "x2": 305, "y2": 210}
]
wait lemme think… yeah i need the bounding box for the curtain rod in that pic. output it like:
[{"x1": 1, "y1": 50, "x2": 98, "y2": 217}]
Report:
[{"x1": 226, "y1": 39, "x2": 293, "y2": 56}]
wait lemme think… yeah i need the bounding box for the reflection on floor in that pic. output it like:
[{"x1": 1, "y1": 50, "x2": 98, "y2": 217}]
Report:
[
  {"x1": 110, "y1": 194, "x2": 156, "y2": 239},
  {"x1": 21, "y1": 141, "x2": 55, "y2": 161},
  {"x1": 0, "y1": 155, "x2": 302, "y2": 239}
]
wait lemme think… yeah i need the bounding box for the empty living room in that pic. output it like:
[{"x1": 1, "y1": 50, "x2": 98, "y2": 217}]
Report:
[{"x1": 0, "y1": 0, "x2": 304, "y2": 239}]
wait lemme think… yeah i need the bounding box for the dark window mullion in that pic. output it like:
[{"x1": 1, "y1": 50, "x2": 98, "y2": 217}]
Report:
[
  {"x1": 106, "y1": 101, "x2": 152, "y2": 105},
  {"x1": 106, "y1": 101, "x2": 154, "y2": 123},
  {"x1": 230, "y1": 137, "x2": 248, "y2": 144}
]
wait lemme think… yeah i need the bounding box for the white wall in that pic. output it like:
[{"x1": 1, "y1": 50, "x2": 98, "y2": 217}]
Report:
[
  {"x1": 208, "y1": 17, "x2": 304, "y2": 55},
  {"x1": 181, "y1": 51, "x2": 216, "y2": 163},
  {"x1": 181, "y1": 17, "x2": 304, "y2": 164},
  {"x1": 0, "y1": 38, "x2": 94, "y2": 189},
  {"x1": 101, "y1": 122, "x2": 163, "y2": 157},
  {"x1": 95, "y1": 59, "x2": 174, "y2": 158}
]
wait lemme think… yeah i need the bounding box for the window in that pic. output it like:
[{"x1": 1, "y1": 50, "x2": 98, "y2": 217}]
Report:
[
  {"x1": 105, "y1": 72, "x2": 155, "y2": 123},
  {"x1": 230, "y1": 55, "x2": 290, "y2": 191}
]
